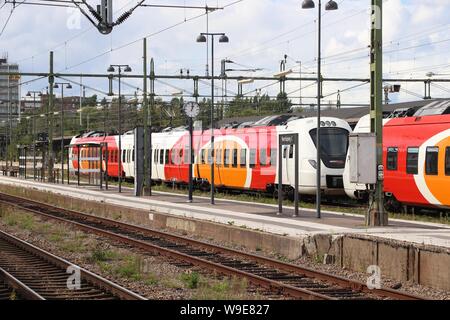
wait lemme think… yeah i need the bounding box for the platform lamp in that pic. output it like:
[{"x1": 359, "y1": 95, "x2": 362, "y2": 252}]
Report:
[
  {"x1": 108, "y1": 64, "x2": 132, "y2": 193},
  {"x1": 197, "y1": 32, "x2": 229, "y2": 205},
  {"x1": 301, "y1": 0, "x2": 339, "y2": 219}
]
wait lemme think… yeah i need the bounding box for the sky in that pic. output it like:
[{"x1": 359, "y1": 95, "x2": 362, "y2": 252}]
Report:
[{"x1": 0, "y1": 0, "x2": 449, "y2": 107}]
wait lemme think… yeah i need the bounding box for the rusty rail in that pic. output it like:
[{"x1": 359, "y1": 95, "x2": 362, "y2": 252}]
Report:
[
  {"x1": 0, "y1": 192, "x2": 426, "y2": 300},
  {"x1": 0, "y1": 229, "x2": 146, "y2": 300}
]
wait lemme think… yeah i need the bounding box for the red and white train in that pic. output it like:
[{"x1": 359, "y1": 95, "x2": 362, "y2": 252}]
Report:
[
  {"x1": 343, "y1": 113, "x2": 450, "y2": 211},
  {"x1": 69, "y1": 117, "x2": 352, "y2": 196}
]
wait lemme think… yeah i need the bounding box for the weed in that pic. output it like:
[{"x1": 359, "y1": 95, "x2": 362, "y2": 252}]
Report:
[{"x1": 181, "y1": 271, "x2": 200, "y2": 289}]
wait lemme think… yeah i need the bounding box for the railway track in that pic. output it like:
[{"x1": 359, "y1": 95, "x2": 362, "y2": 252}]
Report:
[
  {"x1": 0, "y1": 229, "x2": 146, "y2": 300},
  {"x1": 0, "y1": 192, "x2": 425, "y2": 300}
]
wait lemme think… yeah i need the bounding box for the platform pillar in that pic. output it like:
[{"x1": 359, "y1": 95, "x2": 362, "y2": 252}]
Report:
[{"x1": 368, "y1": 0, "x2": 388, "y2": 226}]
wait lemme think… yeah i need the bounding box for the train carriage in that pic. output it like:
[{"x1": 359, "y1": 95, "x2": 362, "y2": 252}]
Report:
[
  {"x1": 70, "y1": 117, "x2": 352, "y2": 197},
  {"x1": 343, "y1": 114, "x2": 450, "y2": 211}
]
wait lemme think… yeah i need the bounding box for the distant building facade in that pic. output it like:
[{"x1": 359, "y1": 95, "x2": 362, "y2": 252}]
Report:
[
  {"x1": 0, "y1": 57, "x2": 20, "y2": 124},
  {"x1": 40, "y1": 94, "x2": 82, "y2": 113}
]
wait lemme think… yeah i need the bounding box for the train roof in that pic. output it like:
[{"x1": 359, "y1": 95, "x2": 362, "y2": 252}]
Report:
[
  {"x1": 385, "y1": 114, "x2": 450, "y2": 126},
  {"x1": 414, "y1": 100, "x2": 450, "y2": 117}
]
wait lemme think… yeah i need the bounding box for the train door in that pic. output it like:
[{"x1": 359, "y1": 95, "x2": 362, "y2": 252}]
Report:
[
  {"x1": 280, "y1": 145, "x2": 290, "y2": 186},
  {"x1": 215, "y1": 143, "x2": 223, "y2": 186},
  {"x1": 285, "y1": 144, "x2": 296, "y2": 187}
]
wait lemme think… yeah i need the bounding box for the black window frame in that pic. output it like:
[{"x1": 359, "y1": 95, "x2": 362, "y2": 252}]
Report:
[
  {"x1": 406, "y1": 147, "x2": 419, "y2": 175},
  {"x1": 165, "y1": 150, "x2": 169, "y2": 164},
  {"x1": 232, "y1": 149, "x2": 238, "y2": 168},
  {"x1": 446, "y1": 147, "x2": 450, "y2": 176},
  {"x1": 387, "y1": 147, "x2": 398, "y2": 171},
  {"x1": 425, "y1": 146, "x2": 439, "y2": 176},
  {"x1": 224, "y1": 149, "x2": 231, "y2": 166}
]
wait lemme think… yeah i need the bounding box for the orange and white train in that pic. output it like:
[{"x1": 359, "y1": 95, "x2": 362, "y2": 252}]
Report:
[
  {"x1": 69, "y1": 117, "x2": 352, "y2": 197},
  {"x1": 343, "y1": 114, "x2": 450, "y2": 211}
]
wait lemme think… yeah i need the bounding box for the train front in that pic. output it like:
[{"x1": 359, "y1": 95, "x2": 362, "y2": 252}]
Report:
[{"x1": 285, "y1": 117, "x2": 351, "y2": 196}]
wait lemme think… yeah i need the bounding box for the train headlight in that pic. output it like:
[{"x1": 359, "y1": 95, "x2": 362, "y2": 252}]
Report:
[
  {"x1": 325, "y1": 121, "x2": 331, "y2": 127},
  {"x1": 320, "y1": 121, "x2": 325, "y2": 127},
  {"x1": 308, "y1": 160, "x2": 318, "y2": 169},
  {"x1": 331, "y1": 121, "x2": 336, "y2": 127}
]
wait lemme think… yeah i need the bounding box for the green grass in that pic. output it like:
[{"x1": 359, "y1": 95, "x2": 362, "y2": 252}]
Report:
[{"x1": 180, "y1": 271, "x2": 200, "y2": 289}]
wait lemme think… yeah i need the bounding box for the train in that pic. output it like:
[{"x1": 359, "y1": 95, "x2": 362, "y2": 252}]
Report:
[
  {"x1": 343, "y1": 113, "x2": 450, "y2": 212},
  {"x1": 69, "y1": 108, "x2": 450, "y2": 213},
  {"x1": 69, "y1": 116, "x2": 352, "y2": 197}
]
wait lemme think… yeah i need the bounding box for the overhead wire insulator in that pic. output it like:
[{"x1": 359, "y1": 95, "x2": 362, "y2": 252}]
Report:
[{"x1": 115, "y1": 11, "x2": 132, "y2": 25}]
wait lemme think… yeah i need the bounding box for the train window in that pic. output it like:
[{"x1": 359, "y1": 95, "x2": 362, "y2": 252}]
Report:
[
  {"x1": 184, "y1": 148, "x2": 190, "y2": 164},
  {"x1": 232, "y1": 149, "x2": 238, "y2": 168},
  {"x1": 387, "y1": 147, "x2": 398, "y2": 171},
  {"x1": 224, "y1": 149, "x2": 231, "y2": 166},
  {"x1": 165, "y1": 150, "x2": 170, "y2": 164},
  {"x1": 289, "y1": 145, "x2": 294, "y2": 159},
  {"x1": 208, "y1": 149, "x2": 214, "y2": 164},
  {"x1": 216, "y1": 148, "x2": 222, "y2": 165},
  {"x1": 249, "y1": 149, "x2": 257, "y2": 168},
  {"x1": 132, "y1": 149, "x2": 135, "y2": 162},
  {"x1": 240, "y1": 149, "x2": 247, "y2": 167},
  {"x1": 406, "y1": 147, "x2": 419, "y2": 175},
  {"x1": 260, "y1": 149, "x2": 267, "y2": 166},
  {"x1": 283, "y1": 146, "x2": 288, "y2": 159},
  {"x1": 159, "y1": 150, "x2": 164, "y2": 164},
  {"x1": 122, "y1": 150, "x2": 126, "y2": 163},
  {"x1": 201, "y1": 149, "x2": 206, "y2": 164},
  {"x1": 171, "y1": 149, "x2": 176, "y2": 165},
  {"x1": 270, "y1": 148, "x2": 277, "y2": 166},
  {"x1": 446, "y1": 147, "x2": 450, "y2": 176},
  {"x1": 425, "y1": 147, "x2": 439, "y2": 175}
]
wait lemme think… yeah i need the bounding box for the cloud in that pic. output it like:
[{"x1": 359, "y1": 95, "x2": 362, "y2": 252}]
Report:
[{"x1": 0, "y1": 0, "x2": 448, "y2": 105}]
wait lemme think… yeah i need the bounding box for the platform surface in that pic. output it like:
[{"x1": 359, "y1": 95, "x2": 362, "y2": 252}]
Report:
[{"x1": 0, "y1": 176, "x2": 449, "y2": 249}]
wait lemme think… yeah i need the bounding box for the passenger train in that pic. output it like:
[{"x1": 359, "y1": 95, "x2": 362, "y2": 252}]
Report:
[
  {"x1": 343, "y1": 113, "x2": 450, "y2": 211},
  {"x1": 69, "y1": 117, "x2": 352, "y2": 197}
]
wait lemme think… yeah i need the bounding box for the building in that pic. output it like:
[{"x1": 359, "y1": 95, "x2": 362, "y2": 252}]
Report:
[
  {"x1": 20, "y1": 98, "x2": 42, "y2": 113},
  {"x1": 0, "y1": 57, "x2": 20, "y2": 158},
  {"x1": 0, "y1": 57, "x2": 20, "y2": 123},
  {"x1": 40, "y1": 94, "x2": 82, "y2": 113}
]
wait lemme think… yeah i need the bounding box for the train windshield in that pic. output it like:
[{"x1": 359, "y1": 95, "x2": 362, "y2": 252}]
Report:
[{"x1": 309, "y1": 127, "x2": 349, "y2": 168}]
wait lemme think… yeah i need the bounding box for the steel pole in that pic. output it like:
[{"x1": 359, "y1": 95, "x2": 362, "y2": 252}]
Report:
[
  {"x1": 33, "y1": 94, "x2": 36, "y2": 180},
  {"x1": 143, "y1": 38, "x2": 150, "y2": 196},
  {"x1": 188, "y1": 116, "x2": 193, "y2": 202},
  {"x1": 369, "y1": 0, "x2": 387, "y2": 226},
  {"x1": 118, "y1": 69, "x2": 122, "y2": 193},
  {"x1": 316, "y1": 1, "x2": 322, "y2": 219},
  {"x1": 60, "y1": 86, "x2": 64, "y2": 184},
  {"x1": 210, "y1": 35, "x2": 215, "y2": 205},
  {"x1": 48, "y1": 52, "x2": 55, "y2": 182}
]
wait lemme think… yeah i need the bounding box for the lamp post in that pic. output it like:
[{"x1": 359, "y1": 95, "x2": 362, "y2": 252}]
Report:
[
  {"x1": 26, "y1": 91, "x2": 42, "y2": 180},
  {"x1": 108, "y1": 64, "x2": 132, "y2": 193},
  {"x1": 53, "y1": 82, "x2": 72, "y2": 184},
  {"x1": 197, "y1": 32, "x2": 229, "y2": 205},
  {"x1": 301, "y1": 0, "x2": 339, "y2": 219}
]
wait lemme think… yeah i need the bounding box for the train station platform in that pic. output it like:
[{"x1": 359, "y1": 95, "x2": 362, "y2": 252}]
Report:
[
  {"x1": 0, "y1": 176, "x2": 449, "y2": 247},
  {"x1": 0, "y1": 176, "x2": 449, "y2": 291}
]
